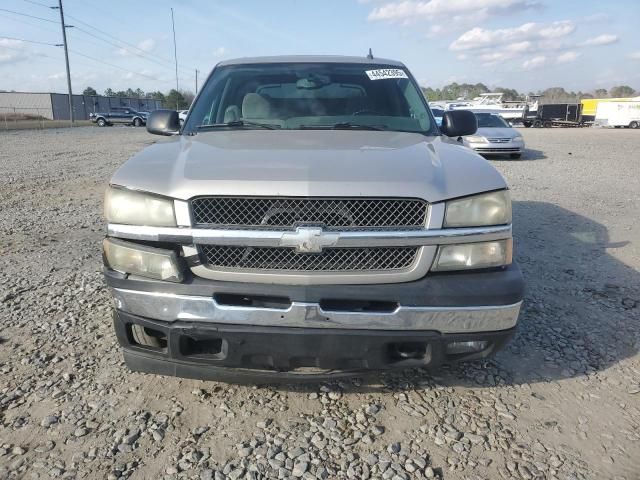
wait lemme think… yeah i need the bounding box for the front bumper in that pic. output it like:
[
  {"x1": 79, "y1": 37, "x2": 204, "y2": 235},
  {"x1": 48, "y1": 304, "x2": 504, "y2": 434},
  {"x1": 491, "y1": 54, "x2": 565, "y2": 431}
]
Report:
[
  {"x1": 115, "y1": 311, "x2": 516, "y2": 383},
  {"x1": 466, "y1": 140, "x2": 524, "y2": 155},
  {"x1": 105, "y1": 264, "x2": 523, "y2": 381},
  {"x1": 110, "y1": 287, "x2": 521, "y2": 333}
]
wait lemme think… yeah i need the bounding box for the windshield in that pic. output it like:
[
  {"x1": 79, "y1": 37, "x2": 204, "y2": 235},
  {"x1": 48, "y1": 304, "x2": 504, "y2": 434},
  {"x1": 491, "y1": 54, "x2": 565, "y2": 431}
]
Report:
[
  {"x1": 475, "y1": 113, "x2": 510, "y2": 128},
  {"x1": 185, "y1": 62, "x2": 436, "y2": 134}
]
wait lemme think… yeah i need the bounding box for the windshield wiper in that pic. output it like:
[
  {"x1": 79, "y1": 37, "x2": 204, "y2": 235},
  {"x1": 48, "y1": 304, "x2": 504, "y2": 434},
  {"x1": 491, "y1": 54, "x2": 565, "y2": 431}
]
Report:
[
  {"x1": 333, "y1": 122, "x2": 386, "y2": 131},
  {"x1": 197, "y1": 120, "x2": 278, "y2": 131},
  {"x1": 299, "y1": 122, "x2": 386, "y2": 131}
]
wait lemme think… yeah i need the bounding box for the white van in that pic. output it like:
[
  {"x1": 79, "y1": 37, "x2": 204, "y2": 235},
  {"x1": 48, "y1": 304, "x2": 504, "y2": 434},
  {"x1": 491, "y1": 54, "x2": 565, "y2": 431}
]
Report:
[{"x1": 595, "y1": 101, "x2": 640, "y2": 128}]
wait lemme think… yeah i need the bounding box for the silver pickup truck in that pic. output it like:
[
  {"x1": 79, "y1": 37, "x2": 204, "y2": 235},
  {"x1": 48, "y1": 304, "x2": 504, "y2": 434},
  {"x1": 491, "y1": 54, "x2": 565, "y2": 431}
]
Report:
[{"x1": 103, "y1": 55, "x2": 524, "y2": 382}]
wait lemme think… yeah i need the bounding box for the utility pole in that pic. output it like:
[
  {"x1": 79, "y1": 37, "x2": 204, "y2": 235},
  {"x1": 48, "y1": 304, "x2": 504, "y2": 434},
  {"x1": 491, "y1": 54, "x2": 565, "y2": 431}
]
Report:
[
  {"x1": 53, "y1": 0, "x2": 74, "y2": 125},
  {"x1": 195, "y1": 69, "x2": 199, "y2": 94},
  {"x1": 170, "y1": 8, "x2": 179, "y2": 110}
]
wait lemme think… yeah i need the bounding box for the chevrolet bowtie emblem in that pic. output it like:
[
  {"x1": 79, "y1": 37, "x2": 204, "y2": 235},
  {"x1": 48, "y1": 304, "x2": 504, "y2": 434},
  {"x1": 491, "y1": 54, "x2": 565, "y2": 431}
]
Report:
[{"x1": 279, "y1": 227, "x2": 340, "y2": 253}]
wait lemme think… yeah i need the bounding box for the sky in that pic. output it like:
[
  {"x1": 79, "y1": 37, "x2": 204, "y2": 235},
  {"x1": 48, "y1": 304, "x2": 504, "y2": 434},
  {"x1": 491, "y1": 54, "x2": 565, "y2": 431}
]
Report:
[{"x1": 1, "y1": 0, "x2": 639, "y2": 95}]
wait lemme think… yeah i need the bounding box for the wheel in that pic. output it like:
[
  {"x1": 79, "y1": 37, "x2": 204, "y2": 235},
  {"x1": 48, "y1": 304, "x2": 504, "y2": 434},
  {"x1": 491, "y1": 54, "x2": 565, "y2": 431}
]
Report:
[
  {"x1": 523, "y1": 121, "x2": 532, "y2": 128},
  {"x1": 543, "y1": 121, "x2": 553, "y2": 128},
  {"x1": 533, "y1": 120, "x2": 542, "y2": 128},
  {"x1": 96, "y1": 118, "x2": 106, "y2": 127},
  {"x1": 629, "y1": 121, "x2": 639, "y2": 129},
  {"x1": 510, "y1": 153, "x2": 522, "y2": 159},
  {"x1": 130, "y1": 324, "x2": 164, "y2": 348},
  {"x1": 133, "y1": 117, "x2": 142, "y2": 127}
]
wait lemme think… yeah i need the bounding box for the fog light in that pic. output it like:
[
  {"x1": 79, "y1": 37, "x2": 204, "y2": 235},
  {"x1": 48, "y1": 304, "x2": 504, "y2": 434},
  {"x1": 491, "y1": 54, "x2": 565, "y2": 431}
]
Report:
[
  {"x1": 103, "y1": 238, "x2": 183, "y2": 282},
  {"x1": 433, "y1": 239, "x2": 512, "y2": 271},
  {"x1": 446, "y1": 341, "x2": 489, "y2": 355}
]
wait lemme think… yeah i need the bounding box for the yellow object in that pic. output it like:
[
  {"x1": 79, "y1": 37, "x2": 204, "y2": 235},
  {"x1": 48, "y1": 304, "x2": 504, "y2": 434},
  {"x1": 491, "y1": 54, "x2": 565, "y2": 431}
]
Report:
[{"x1": 581, "y1": 97, "x2": 639, "y2": 117}]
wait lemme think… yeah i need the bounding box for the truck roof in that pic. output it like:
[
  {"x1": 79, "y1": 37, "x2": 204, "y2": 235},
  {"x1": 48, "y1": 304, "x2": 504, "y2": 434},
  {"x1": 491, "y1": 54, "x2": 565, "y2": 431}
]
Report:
[{"x1": 217, "y1": 55, "x2": 405, "y2": 67}]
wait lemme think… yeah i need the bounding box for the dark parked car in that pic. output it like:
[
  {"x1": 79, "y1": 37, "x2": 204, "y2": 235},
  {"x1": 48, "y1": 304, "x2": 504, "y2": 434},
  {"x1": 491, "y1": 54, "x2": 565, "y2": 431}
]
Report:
[{"x1": 90, "y1": 107, "x2": 147, "y2": 127}]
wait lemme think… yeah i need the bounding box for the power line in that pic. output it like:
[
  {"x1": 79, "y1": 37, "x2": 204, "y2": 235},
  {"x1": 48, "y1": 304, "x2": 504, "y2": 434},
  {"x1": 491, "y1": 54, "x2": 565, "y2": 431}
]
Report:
[
  {"x1": 65, "y1": 27, "x2": 120, "y2": 50},
  {"x1": 0, "y1": 38, "x2": 171, "y2": 84},
  {"x1": 0, "y1": 12, "x2": 61, "y2": 34},
  {"x1": 68, "y1": 25, "x2": 194, "y2": 79},
  {"x1": 0, "y1": 42, "x2": 60, "y2": 61},
  {"x1": 0, "y1": 35, "x2": 61, "y2": 46},
  {"x1": 0, "y1": 41, "x2": 151, "y2": 77},
  {"x1": 19, "y1": 0, "x2": 54, "y2": 8},
  {"x1": 2, "y1": 5, "x2": 190, "y2": 73},
  {"x1": 0, "y1": 33, "x2": 181, "y2": 86},
  {"x1": 64, "y1": 12, "x2": 195, "y2": 74},
  {"x1": 0, "y1": 7, "x2": 58, "y2": 23},
  {"x1": 3, "y1": 4, "x2": 198, "y2": 85},
  {"x1": 68, "y1": 30, "x2": 199, "y2": 83},
  {"x1": 69, "y1": 0, "x2": 140, "y2": 30},
  {"x1": 68, "y1": 49, "x2": 174, "y2": 84},
  {"x1": 1, "y1": 6, "x2": 191, "y2": 89}
]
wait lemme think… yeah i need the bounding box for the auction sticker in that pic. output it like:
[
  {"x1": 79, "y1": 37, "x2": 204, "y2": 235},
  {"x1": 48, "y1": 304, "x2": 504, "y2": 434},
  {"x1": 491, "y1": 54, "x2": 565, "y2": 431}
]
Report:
[{"x1": 365, "y1": 69, "x2": 408, "y2": 80}]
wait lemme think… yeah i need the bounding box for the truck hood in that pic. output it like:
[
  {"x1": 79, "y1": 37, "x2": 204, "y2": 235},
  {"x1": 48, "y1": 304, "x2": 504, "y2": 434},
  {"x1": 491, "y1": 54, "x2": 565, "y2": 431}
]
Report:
[{"x1": 110, "y1": 130, "x2": 507, "y2": 203}]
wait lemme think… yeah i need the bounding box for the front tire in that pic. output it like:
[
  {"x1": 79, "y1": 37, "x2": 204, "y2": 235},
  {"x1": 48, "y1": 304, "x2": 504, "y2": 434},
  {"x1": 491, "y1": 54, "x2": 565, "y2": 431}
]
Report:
[
  {"x1": 133, "y1": 118, "x2": 142, "y2": 127},
  {"x1": 630, "y1": 121, "x2": 639, "y2": 129},
  {"x1": 131, "y1": 324, "x2": 164, "y2": 348},
  {"x1": 96, "y1": 118, "x2": 106, "y2": 127}
]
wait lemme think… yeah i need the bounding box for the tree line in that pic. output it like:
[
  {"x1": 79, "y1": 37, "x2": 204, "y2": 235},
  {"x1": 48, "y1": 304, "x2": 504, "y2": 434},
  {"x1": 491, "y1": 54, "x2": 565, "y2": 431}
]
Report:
[
  {"x1": 82, "y1": 86, "x2": 194, "y2": 110},
  {"x1": 81, "y1": 82, "x2": 639, "y2": 110},
  {"x1": 421, "y1": 83, "x2": 638, "y2": 104}
]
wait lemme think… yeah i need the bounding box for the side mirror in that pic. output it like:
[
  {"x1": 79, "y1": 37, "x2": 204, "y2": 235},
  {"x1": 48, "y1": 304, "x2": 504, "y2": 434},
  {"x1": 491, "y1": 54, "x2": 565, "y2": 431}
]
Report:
[
  {"x1": 146, "y1": 109, "x2": 180, "y2": 136},
  {"x1": 440, "y1": 110, "x2": 477, "y2": 137}
]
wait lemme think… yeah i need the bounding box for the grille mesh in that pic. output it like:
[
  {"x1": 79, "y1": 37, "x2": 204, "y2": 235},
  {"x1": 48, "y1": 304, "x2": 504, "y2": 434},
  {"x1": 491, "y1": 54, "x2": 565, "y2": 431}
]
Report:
[
  {"x1": 476, "y1": 147, "x2": 520, "y2": 152},
  {"x1": 200, "y1": 246, "x2": 419, "y2": 272},
  {"x1": 191, "y1": 197, "x2": 428, "y2": 230}
]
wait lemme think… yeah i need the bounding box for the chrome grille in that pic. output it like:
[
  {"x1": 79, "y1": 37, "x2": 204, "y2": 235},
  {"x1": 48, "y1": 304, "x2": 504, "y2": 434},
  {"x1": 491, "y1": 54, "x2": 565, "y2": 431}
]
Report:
[
  {"x1": 191, "y1": 197, "x2": 428, "y2": 230},
  {"x1": 200, "y1": 246, "x2": 419, "y2": 272},
  {"x1": 488, "y1": 138, "x2": 511, "y2": 143},
  {"x1": 476, "y1": 147, "x2": 520, "y2": 152}
]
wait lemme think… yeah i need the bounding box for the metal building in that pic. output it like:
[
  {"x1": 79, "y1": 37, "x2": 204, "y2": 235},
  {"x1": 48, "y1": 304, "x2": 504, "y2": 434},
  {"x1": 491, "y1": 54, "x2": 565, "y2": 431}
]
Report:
[
  {"x1": 0, "y1": 91, "x2": 163, "y2": 121},
  {"x1": 0, "y1": 92, "x2": 54, "y2": 119}
]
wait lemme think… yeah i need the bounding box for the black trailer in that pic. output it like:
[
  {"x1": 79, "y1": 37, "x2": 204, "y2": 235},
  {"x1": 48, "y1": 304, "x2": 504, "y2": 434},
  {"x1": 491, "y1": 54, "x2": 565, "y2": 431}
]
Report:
[{"x1": 531, "y1": 103, "x2": 586, "y2": 127}]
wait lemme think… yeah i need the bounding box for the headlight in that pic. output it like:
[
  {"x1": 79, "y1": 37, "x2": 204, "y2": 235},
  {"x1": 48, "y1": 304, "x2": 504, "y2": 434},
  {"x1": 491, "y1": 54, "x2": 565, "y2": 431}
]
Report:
[
  {"x1": 444, "y1": 190, "x2": 511, "y2": 228},
  {"x1": 103, "y1": 238, "x2": 183, "y2": 282},
  {"x1": 465, "y1": 135, "x2": 487, "y2": 143},
  {"x1": 432, "y1": 239, "x2": 512, "y2": 271},
  {"x1": 105, "y1": 187, "x2": 176, "y2": 226},
  {"x1": 512, "y1": 135, "x2": 523, "y2": 142}
]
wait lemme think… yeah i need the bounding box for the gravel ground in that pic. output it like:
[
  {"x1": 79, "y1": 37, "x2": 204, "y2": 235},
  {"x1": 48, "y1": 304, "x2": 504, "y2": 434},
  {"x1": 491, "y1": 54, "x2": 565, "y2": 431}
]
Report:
[{"x1": 0, "y1": 126, "x2": 639, "y2": 480}]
